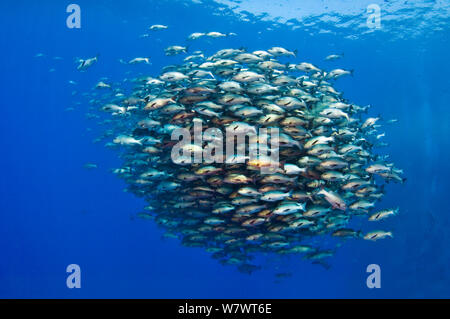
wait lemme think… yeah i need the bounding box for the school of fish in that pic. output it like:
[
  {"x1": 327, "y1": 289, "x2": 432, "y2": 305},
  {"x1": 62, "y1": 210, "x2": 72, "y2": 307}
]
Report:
[{"x1": 82, "y1": 25, "x2": 405, "y2": 273}]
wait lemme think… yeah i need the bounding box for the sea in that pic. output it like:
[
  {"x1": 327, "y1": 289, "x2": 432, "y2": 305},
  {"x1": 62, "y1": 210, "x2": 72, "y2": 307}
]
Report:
[{"x1": 0, "y1": 0, "x2": 449, "y2": 298}]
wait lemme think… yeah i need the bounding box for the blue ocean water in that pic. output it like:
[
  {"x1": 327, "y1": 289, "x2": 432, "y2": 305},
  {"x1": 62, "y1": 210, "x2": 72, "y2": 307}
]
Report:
[{"x1": 0, "y1": 0, "x2": 449, "y2": 298}]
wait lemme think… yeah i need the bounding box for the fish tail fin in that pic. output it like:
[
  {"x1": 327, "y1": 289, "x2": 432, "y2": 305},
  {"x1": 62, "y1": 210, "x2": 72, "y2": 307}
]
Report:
[
  {"x1": 311, "y1": 187, "x2": 323, "y2": 197},
  {"x1": 312, "y1": 260, "x2": 331, "y2": 270},
  {"x1": 293, "y1": 49, "x2": 298, "y2": 57},
  {"x1": 291, "y1": 177, "x2": 299, "y2": 188},
  {"x1": 350, "y1": 69, "x2": 354, "y2": 76},
  {"x1": 300, "y1": 202, "x2": 307, "y2": 211},
  {"x1": 363, "y1": 105, "x2": 370, "y2": 114}
]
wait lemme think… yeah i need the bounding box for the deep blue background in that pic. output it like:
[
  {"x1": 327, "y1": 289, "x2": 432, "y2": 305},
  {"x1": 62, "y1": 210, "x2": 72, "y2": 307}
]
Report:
[{"x1": 0, "y1": 0, "x2": 449, "y2": 298}]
